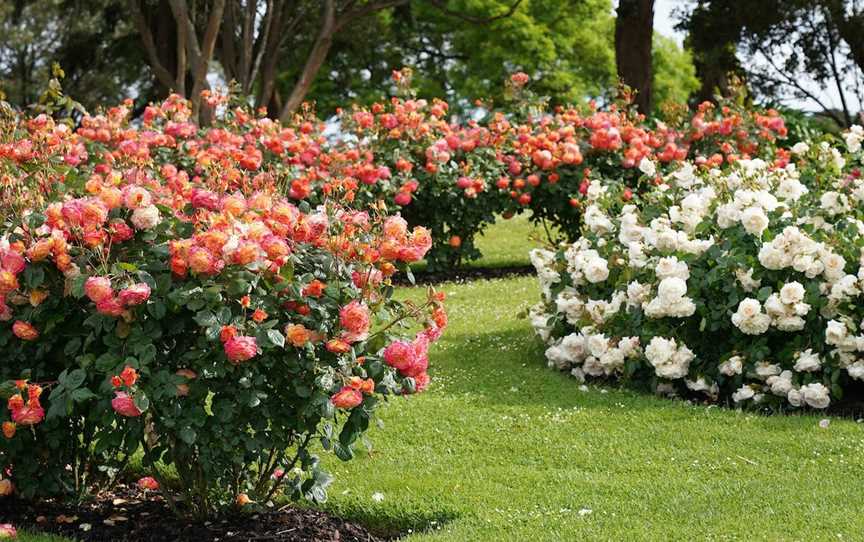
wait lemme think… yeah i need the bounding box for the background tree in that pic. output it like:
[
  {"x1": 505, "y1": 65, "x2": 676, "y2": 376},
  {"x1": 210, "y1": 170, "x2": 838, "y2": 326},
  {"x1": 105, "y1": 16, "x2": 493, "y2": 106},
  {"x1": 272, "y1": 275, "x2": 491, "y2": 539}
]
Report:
[
  {"x1": 614, "y1": 0, "x2": 655, "y2": 113},
  {"x1": 678, "y1": 0, "x2": 864, "y2": 126},
  {"x1": 0, "y1": 0, "x2": 143, "y2": 110}
]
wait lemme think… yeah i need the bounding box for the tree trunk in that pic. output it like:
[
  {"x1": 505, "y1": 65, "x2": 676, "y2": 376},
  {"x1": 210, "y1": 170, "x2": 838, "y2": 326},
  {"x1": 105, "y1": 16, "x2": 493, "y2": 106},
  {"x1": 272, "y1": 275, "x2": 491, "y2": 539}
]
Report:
[
  {"x1": 279, "y1": 0, "x2": 336, "y2": 121},
  {"x1": 615, "y1": 0, "x2": 655, "y2": 114}
]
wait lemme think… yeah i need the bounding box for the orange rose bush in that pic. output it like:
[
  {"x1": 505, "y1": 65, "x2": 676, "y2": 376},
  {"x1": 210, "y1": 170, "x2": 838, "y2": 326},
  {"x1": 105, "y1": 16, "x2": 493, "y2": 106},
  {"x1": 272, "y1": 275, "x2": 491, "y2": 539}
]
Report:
[{"x1": 0, "y1": 93, "x2": 446, "y2": 518}]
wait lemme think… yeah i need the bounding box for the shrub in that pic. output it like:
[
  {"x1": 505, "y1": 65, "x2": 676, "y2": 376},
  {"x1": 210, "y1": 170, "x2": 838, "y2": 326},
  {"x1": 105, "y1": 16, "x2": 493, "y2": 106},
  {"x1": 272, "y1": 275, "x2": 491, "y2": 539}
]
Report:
[
  {"x1": 529, "y1": 128, "x2": 864, "y2": 410},
  {"x1": 339, "y1": 72, "x2": 790, "y2": 268},
  {"x1": 0, "y1": 93, "x2": 447, "y2": 518}
]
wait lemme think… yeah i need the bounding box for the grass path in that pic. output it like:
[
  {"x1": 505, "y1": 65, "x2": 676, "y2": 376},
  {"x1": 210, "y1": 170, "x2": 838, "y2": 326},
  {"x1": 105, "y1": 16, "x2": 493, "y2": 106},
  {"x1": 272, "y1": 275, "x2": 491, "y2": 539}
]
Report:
[{"x1": 321, "y1": 276, "x2": 864, "y2": 541}]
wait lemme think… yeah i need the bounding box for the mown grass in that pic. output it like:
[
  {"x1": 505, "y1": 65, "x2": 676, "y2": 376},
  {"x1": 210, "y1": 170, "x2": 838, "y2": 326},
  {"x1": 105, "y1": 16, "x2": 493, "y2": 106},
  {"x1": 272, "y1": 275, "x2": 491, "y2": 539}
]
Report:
[
  {"x1": 17, "y1": 271, "x2": 864, "y2": 542},
  {"x1": 318, "y1": 276, "x2": 864, "y2": 541}
]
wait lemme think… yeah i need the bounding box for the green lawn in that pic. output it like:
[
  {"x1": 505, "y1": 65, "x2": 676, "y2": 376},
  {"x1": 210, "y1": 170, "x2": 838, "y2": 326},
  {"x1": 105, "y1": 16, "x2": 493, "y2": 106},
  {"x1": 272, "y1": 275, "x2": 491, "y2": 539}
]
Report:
[
  {"x1": 319, "y1": 276, "x2": 864, "y2": 541},
  {"x1": 468, "y1": 213, "x2": 551, "y2": 269},
  {"x1": 16, "y1": 276, "x2": 864, "y2": 542}
]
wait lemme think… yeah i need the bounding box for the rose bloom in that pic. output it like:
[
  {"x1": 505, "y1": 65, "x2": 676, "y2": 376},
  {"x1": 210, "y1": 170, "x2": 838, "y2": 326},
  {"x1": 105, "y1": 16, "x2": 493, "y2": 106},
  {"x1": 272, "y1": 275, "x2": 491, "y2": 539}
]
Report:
[
  {"x1": 224, "y1": 335, "x2": 258, "y2": 363},
  {"x1": 137, "y1": 476, "x2": 159, "y2": 490},
  {"x1": 414, "y1": 372, "x2": 431, "y2": 392},
  {"x1": 325, "y1": 338, "x2": 351, "y2": 354},
  {"x1": 0, "y1": 271, "x2": 19, "y2": 294},
  {"x1": 85, "y1": 276, "x2": 114, "y2": 302},
  {"x1": 331, "y1": 386, "x2": 363, "y2": 409},
  {"x1": 285, "y1": 323, "x2": 313, "y2": 347},
  {"x1": 0, "y1": 478, "x2": 13, "y2": 496},
  {"x1": 111, "y1": 392, "x2": 142, "y2": 417},
  {"x1": 339, "y1": 301, "x2": 370, "y2": 342},
  {"x1": 109, "y1": 219, "x2": 134, "y2": 243},
  {"x1": 118, "y1": 283, "x2": 151, "y2": 306},
  {"x1": 220, "y1": 325, "x2": 237, "y2": 343},
  {"x1": 383, "y1": 340, "x2": 416, "y2": 373},
  {"x1": 0, "y1": 524, "x2": 16, "y2": 539},
  {"x1": 303, "y1": 279, "x2": 326, "y2": 297},
  {"x1": 251, "y1": 308, "x2": 268, "y2": 323},
  {"x1": 1, "y1": 422, "x2": 15, "y2": 439},
  {"x1": 0, "y1": 250, "x2": 25, "y2": 274},
  {"x1": 96, "y1": 297, "x2": 125, "y2": 317},
  {"x1": 119, "y1": 366, "x2": 139, "y2": 387},
  {"x1": 12, "y1": 403, "x2": 45, "y2": 426},
  {"x1": 12, "y1": 321, "x2": 38, "y2": 341},
  {"x1": 130, "y1": 205, "x2": 161, "y2": 230}
]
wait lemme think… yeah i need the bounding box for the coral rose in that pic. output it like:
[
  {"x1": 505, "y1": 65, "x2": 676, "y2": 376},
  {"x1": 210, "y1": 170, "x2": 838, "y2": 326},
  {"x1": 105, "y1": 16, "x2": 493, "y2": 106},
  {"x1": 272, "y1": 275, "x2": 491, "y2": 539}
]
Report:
[
  {"x1": 339, "y1": 301, "x2": 370, "y2": 342},
  {"x1": 111, "y1": 392, "x2": 142, "y2": 417},
  {"x1": 331, "y1": 386, "x2": 363, "y2": 409},
  {"x1": 1, "y1": 422, "x2": 14, "y2": 439},
  {"x1": 0, "y1": 479, "x2": 12, "y2": 497},
  {"x1": 12, "y1": 404, "x2": 44, "y2": 426},
  {"x1": 85, "y1": 276, "x2": 113, "y2": 303},
  {"x1": 12, "y1": 321, "x2": 38, "y2": 341},
  {"x1": 118, "y1": 283, "x2": 151, "y2": 306},
  {"x1": 224, "y1": 335, "x2": 258, "y2": 363},
  {"x1": 137, "y1": 476, "x2": 159, "y2": 490}
]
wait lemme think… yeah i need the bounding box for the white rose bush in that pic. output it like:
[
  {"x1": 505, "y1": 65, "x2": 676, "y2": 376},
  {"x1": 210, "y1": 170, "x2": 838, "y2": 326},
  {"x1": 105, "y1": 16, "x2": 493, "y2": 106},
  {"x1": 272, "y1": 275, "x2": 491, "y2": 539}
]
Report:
[{"x1": 530, "y1": 129, "x2": 864, "y2": 410}]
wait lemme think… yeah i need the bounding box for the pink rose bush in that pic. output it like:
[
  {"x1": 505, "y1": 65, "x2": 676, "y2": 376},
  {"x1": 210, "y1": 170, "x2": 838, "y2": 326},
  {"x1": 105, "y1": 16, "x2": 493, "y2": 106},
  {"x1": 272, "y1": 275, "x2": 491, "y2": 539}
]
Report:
[
  {"x1": 0, "y1": 90, "x2": 446, "y2": 517},
  {"x1": 530, "y1": 127, "x2": 864, "y2": 410}
]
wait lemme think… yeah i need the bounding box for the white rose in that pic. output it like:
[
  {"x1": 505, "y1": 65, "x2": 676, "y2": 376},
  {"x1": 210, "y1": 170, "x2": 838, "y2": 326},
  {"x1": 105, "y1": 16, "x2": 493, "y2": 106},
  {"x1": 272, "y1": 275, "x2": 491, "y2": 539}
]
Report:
[
  {"x1": 755, "y1": 362, "x2": 781, "y2": 378},
  {"x1": 719, "y1": 356, "x2": 743, "y2": 376},
  {"x1": 793, "y1": 349, "x2": 821, "y2": 372},
  {"x1": 779, "y1": 282, "x2": 805, "y2": 305},
  {"x1": 657, "y1": 277, "x2": 687, "y2": 303},
  {"x1": 791, "y1": 142, "x2": 810, "y2": 155},
  {"x1": 800, "y1": 382, "x2": 830, "y2": 409},
  {"x1": 130, "y1": 205, "x2": 161, "y2": 230},
  {"x1": 583, "y1": 257, "x2": 610, "y2": 284},
  {"x1": 732, "y1": 385, "x2": 755, "y2": 403},
  {"x1": 740, "y1": 206, "x2": 769, "y2": 236},
  {"x1": 638, "y1": 157, "x2": 656, "y2": 177},
  {"x1": 825, "y1": 320, "x2": 848, "y2": 346}
]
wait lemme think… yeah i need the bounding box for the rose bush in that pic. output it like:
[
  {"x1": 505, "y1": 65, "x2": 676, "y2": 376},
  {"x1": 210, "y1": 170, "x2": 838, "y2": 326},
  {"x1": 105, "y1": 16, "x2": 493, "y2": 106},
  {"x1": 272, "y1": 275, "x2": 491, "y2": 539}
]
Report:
[
  {"x1": 529, "y1": 128, "x2": 864, "y2": 410},
  {"x1": 0, "y1": 91, "x2": 446, "y2": 518},
  {"x1": 335, "y1": 71, "x2": 790, "y2": 268}
]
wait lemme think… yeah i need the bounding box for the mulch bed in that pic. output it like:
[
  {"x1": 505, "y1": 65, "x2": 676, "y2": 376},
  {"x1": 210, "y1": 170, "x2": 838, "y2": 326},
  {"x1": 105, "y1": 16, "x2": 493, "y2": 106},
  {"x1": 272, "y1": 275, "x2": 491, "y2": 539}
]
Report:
[
  {"x1": 1, "y1": 485, "x2": 391, "y2": 541},
  {"x1": 394, "y1": 264, "x2": 535, "y2": 285}
]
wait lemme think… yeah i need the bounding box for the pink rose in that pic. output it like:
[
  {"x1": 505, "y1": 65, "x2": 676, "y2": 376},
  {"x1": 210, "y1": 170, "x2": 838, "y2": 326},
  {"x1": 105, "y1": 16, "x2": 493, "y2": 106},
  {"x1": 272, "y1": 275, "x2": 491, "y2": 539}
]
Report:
[
  {"x1": 224, "y1": 335, "x2": 258, "y2": 363},
  {"x1": 111, "y1": 392, "x2": 142, "y2": 417},
  {"x1": 0, "y1": 250, "x2": 25, "y2": 274},
  {"x1": 12, "y1": 404, "x2": 44, "y2": 426},
  {"x1": 85, "y1": 276, "x2": 114, "y2": 303},
  {"x1": 383, "y1": 340, "x2": 416, "y2": 373},
  {"x1": 96, "y1": 297, "x2": 125, "y2": 317},
  {"x1": 0, "y1": 524, "x2": 16, "y2": 539},
  {"x1": 339, "y1": 301, "x2": 370, "y2": 343},
  {"x1": 331, "y1": 386, "x2": 363, "y2": 409},
  {"x1": 119, "y1": 283, "x2": 151, "y2": 306},
  {"x1": 137, "y1": 476, "x2": 159, "y2": 490},
  {"x1": 414, "y1": 372, "x2": 431, "y2": 392}
]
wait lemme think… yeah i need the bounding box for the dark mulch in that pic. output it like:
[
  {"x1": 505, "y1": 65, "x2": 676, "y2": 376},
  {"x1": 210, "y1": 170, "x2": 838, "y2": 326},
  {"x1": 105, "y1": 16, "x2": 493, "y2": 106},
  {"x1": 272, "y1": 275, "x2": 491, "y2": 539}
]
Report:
[
  {"x1": 1, "y1": 485, "x2": 391, "y2": 541},
  {"x1": 395, "y1": 264, "x2": 535, "y2": 285}
]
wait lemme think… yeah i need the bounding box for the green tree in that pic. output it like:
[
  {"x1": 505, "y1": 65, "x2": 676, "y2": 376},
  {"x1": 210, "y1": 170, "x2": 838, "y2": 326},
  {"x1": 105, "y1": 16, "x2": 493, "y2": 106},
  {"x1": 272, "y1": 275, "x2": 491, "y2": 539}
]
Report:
[
  {"x1": 652, "y1": 34, "x2": 700, "y2": 112},
  {"x1": 283, "y1": 0, "x2": 617, "y2": 115}
]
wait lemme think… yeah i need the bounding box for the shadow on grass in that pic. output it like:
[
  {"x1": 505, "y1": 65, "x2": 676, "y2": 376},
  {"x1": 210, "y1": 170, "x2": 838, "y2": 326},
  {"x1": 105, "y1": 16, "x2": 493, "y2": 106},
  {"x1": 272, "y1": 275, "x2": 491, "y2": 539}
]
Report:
[{"x1": 314, "y1": 499, "x2": 460, "y2": 540}]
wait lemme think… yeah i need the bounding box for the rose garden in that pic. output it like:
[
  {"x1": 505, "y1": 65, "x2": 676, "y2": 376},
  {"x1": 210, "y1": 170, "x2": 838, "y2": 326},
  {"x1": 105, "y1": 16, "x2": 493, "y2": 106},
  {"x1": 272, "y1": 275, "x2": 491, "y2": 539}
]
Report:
[{"x1": 3, "y1": 1, "x2": 864, "y2": 541}]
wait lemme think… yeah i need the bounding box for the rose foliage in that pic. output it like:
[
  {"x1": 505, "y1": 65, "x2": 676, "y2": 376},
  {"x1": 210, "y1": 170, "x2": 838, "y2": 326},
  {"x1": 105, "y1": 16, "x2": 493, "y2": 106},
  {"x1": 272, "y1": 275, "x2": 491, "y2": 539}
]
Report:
[
  {"x1": 530, "y1": 127, "x2": 864, "y2": 410},
  {"x1": 0, "y1": 91, "x2": 447, "y2": 518}
]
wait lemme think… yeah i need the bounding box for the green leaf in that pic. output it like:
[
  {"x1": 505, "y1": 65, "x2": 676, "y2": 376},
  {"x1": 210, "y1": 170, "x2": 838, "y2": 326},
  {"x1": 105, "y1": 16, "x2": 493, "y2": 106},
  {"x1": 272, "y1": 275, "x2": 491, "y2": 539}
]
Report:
[
  {"x1": 179, "y1": 427, "x2": 197, "y2": 445},
  {"x1": 148, "y1": 300, "x2": 166, "y2": 320},
  {"x1": 64, "y1": 369, "x2": 86, "y2": 390},
  {"x1": 71, "y1": 388, "x2": 96, "y2": 403},
  {"x1": 267, "y1": 329, "x2": 285, "y2": 348}
]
